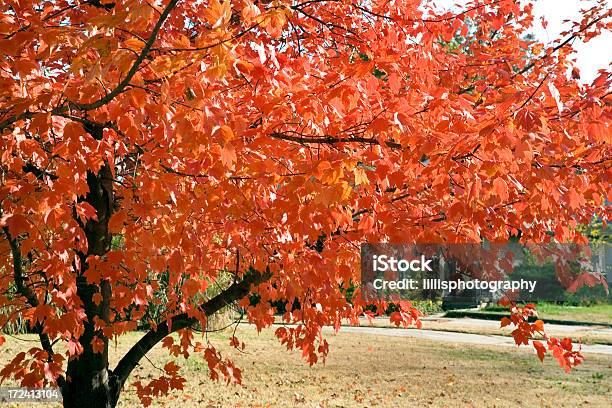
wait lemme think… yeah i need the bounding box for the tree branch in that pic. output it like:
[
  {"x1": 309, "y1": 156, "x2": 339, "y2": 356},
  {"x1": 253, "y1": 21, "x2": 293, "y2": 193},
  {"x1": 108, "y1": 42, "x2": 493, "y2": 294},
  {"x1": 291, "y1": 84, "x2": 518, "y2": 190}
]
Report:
[
  {"x1": 270, "y1": 132, "x2": 402, "y2": 149},
  {"x1": 0, "y1": 0, "x2": 180, "y2": 133},
  {"x1": 70, "y1": 0, "x2": 181, "y2": 111},
  {"x1": 111, "y1": 267, "x2": 272, "y2": 389},
  {"x1": 514, "y1": 11, "x2": 608, "y2": 77},
  {"x1": 2, "y1": 226, "x2": 66, "y2": 388}
]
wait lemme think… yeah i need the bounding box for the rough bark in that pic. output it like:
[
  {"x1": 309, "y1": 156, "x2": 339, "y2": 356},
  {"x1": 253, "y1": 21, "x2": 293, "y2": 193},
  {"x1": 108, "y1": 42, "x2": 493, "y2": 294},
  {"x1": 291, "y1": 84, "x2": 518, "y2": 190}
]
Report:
[{"x1": 62, "y1": 159, "x2": 115, "y2": 408}]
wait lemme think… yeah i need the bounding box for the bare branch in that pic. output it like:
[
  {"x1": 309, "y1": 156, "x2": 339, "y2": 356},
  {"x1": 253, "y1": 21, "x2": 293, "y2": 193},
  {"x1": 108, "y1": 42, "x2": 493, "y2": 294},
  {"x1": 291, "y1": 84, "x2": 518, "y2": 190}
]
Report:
[{"x1": 112, "y1": 267, "x2": 272, "y2": 388}]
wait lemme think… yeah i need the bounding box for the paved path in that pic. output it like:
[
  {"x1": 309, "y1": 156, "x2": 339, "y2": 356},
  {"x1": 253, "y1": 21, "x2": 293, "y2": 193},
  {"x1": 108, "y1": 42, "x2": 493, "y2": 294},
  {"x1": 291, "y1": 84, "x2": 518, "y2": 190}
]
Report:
[
  {"x1": 323, "y1": 325, "x2": 612, "y2": 355},
  {"x1": 420, "y1": 316, "x2": 612, "y2": 335}
]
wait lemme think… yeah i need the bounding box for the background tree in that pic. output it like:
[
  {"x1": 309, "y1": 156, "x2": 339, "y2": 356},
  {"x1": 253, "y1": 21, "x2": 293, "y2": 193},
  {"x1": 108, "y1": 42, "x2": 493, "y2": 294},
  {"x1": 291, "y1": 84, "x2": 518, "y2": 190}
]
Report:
[{"x1": 0, "y1": 0, "x2": 609, "y2": 406}]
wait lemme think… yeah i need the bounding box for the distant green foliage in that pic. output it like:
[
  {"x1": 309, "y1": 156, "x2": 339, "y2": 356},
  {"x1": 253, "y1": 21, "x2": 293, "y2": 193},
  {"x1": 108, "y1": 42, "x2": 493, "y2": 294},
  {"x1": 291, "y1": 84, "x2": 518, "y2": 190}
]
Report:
[
  {"x1": 511, "y1": 252, "x2": 610, "y2": 305},
  {"x1": 365, "y1": 300, "x2": 443, "y2": 316}
]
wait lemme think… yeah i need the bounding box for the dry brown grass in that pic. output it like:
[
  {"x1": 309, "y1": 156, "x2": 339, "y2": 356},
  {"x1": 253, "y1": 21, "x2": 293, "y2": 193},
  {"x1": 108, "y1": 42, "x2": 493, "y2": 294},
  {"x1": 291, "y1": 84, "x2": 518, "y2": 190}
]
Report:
[{"x1": 1, "y1": 325, "x2": 610, "y2": 407}]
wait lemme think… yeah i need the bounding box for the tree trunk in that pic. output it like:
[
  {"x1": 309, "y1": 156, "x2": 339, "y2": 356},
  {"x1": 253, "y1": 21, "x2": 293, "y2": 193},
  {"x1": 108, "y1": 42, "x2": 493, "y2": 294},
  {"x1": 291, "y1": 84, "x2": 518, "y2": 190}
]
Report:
[
  {"x1": 62, "y1": 148, "x2": 118, "y2": 406},
  {"x1": 63, "y1": 357, "x2": 118, "y2": 408},
  {"x1": 62, "y1": 279, "x2": 119, "y2": 408}
]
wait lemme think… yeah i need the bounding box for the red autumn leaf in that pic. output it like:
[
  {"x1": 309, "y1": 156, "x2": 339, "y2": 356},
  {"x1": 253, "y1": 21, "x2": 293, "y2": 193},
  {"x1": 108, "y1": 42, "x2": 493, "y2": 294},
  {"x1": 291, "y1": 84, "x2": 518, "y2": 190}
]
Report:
[
  {"x1": 162, "y1": 337, "x2": 174, "y2": 349},
  {"x1": 168, "y1": 375, "x2": 186, "y2": 390},
  {"x1": 229, "y1": 336, "x2": 240, "y2": 349},
  {"x1": 532, "y1": 319, "x2": 545, "y2": 332},
  {"x1": 514, "y1": 109, "x2": 542, "y2": 131},
  {"x1": 560, "y1": 337, "x2": 573, "y2": 351},
  {"x1": 32, "y1": 304, "x2": 55, "y2": 325},
  {"x1": 389, "y1": 311, "x2": 403, "y2": 327},
  {"x1": 1, "y1": 214, "x2": 31, "y2": 237},
  {"x1": 220, "y1": 143, "x2": 237, "y2": 168},
  {"x1": 92, "y1": 292, "x2": 103, "y2": 306},
  {"x1": 357, "y1": 214, "x2": 375, "y2": 232},
  {"x1": 492, "y1": 178, "x2": 509, "y2": 202},
  {"x1": 181, "y1": 278, "x2": 200, "y2": 298},
  {"x1": 66, "y1": 340, "x2": 83, "y2": 358},
  {"x1": 511, "y1": 328, "x2": 530, "y2": 346},
  {"x1": 533, "y1": 340, "x2": 546, "y2": 362},
  {"x1": 75, "y1": 202, "x2": 99, "y2": 223},
  {"x1": 163, "y1": 361, "x2": 180, "y2": 376},
  {"x1": 566, "y1": 272, "x2": 604, "y2": 293},
  {"x1": 567, "y1": 188, "x2": 585, "y2": 210},
  {"x1": 498, "y1": 297, "x2": 511, "y2": 307}
]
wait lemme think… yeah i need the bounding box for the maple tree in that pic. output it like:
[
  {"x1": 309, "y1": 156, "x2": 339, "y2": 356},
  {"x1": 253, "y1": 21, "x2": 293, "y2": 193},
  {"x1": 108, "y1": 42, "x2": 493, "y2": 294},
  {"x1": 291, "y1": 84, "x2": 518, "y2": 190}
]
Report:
[{"x1": 0, "y1": 0, "x2": 610, "y2": 406}]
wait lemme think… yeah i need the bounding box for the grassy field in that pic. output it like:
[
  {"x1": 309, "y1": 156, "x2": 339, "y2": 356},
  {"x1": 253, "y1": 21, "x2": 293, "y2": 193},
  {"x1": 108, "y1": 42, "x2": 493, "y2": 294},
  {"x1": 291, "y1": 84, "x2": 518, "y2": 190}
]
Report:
[
  {"x1": 1, "y1": 326, "x2": 611, "y2": 408},
  {"x1": 529, "y1": 303, "x2": 612, "y2": 324},
  {"x1": 482, "y1": 303, "x2": 612, "y2": 325}
]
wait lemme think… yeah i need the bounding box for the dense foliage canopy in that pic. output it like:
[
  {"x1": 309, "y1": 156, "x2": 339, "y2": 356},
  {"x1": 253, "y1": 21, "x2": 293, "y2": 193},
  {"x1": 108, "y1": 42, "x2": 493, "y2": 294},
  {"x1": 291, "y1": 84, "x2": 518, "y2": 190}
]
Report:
[{"x1": 0, "y1": 0, "x2": 609, "y2": 406}]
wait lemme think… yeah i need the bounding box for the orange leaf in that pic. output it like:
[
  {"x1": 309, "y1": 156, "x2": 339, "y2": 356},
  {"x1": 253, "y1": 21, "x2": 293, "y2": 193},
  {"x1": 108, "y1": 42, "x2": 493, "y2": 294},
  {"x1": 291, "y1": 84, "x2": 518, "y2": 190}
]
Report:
[
  {"x1": 533, "y1": 340, "x2": 546, "y2": 362},
  {"x1": 91, "y1": 337, "x2": 105, "y2": 354},
  {"x1": 1, "y1": 214, "x2": 31, "y2": 237},
  {"x1": 164, "y1": 361, "x2": 180, "y2": 376},
  {"x1": 532, "y1": 319, "x2": 544, "y2": 332},
  {"x1": 220, "y1": 143, "x2": 237, "y2": 168},
  {"x1": 492, "y1": 178, "x2": 509, "y2": 202}
]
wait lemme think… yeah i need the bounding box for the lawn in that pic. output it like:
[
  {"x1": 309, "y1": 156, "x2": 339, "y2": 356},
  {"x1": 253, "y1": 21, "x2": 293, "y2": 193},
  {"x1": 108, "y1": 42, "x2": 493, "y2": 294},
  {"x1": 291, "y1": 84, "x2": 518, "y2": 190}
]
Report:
[
  {"x1": 1, "y1": 325, "x2": 611, "y2": 407},
  {"x1": 481, "y1": 303, "x2": 612, "y2": 325},
  {"x1": 532, "y1": 303, "x2": 612, "y2": 324}
]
